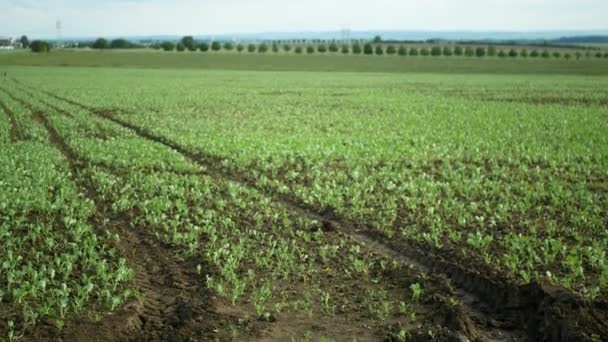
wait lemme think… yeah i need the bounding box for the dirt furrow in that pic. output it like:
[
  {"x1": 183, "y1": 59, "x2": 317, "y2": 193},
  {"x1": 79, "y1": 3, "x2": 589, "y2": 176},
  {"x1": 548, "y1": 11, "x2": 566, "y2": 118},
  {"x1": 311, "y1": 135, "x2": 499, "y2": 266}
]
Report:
[
  {"x1": 30, "y1": 110, "x2": 225, "y2": 342},
  {"x1": 25, "y1": 84, "x2": 608, "y2": 341}
]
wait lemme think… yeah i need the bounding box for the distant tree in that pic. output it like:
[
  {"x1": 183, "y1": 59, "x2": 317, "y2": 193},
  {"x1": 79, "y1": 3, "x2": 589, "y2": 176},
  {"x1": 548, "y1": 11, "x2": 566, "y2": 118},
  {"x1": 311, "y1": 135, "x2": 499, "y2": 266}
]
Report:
[
  {"x1": 30, "y1": 40, "x2": 51, "y2": 53},
  {"x1": 409, "y1": 47, "x2": 419, "y2": 56},
  {"x1": 247, "y1": 44, "x2": 256, "y2": 53},
  {"x1": 352, "y1": 43, "x2": 362, "y2": 54},
  {"x1": 475, "y1": 47, "x2": 486, "y2": 57},
  {"x1": 92, "y1": 38, "x2": 109, "y2": 49},
  {"x1": 283, "y1": 44, "x2": 292, "y2": 52},
  {"x1": 211, "y1": 41, "x2": 222, "y2": 51},
  {"x1": 317, "y1": 44, "x2": 327, "y2": 53},
  {"x1": 564, "y1": 53, "x2": 571, "y2": 60},
  {"x1": 224, "y1": 42, "x2": 234, "y2": 51},
  {"x1": 442, "y1": 46, "x2": 452, "y2": 56},
  {"x1": 272, "y1": 43, "x2": 279, "y2": 52},
  {"x1": 575, "y1": 51, "x2": 582, "y2": 59},
  {"x1": 595, "y1": 52, "x2": 603, "y2": 58},
  {"x1": 375, "y1": 45, "x2": 384, "y2": 55},
  {"x1": 497, "y1": 50, "x2": 507, "y2": 58},
  {"x1": 341, "y1": 44, "x2": 349, "y2": 54},
  {"x1": 508, "y1": 49, "x2": 518, "y2": 57},
  {"x1": 464, "y1": 46, "x2": 475, "y2": 57},
  {"x1": 180, "y1": 36, "x2": 196, "y2": 51},
  {"x1": 541, "y1": 50, "x2": 550, "y2": 58},
  {"x1": 530, "y1": 50, "x2": 540, "y2": 57},
  {"x1": 258, "y1": 43, "x2": 268, "y2": 53},
  {"x1": 520, "y1": 49, "x2": 528, "y2": 58},
  {"x1": 386, "y1": 45, "x2": 396, "y2": 55},
  {"x1": 363, "y1": 43, "x2": 373, "y2": 55},
  {"x1": 604, "y1": 52, "x2": 608, "y2": 58},
  {"x1": 454, "y1": 46, "x2": 463, "y2": 56},
  {"x1": 306, "y1": 45, "x2": 315, "y2": 54},
  {"x1": 199, "y1": 42, "x2": 209, "y2": 52},
  {"x1": 20, "y1": 35, "x2": 30, "y2": 49},
  {"x1": 398, "y1": 46, "x2": 407, "y2": 56},
  {"x1": 110, "y1": 38, "x2": 132, "y2": 49},
  {"x1": 295, "y1": 46, "x2": 303, "y2": 54},
  {"x1": 181, "y1": 36, "x2": 196, "y2": 51},
  {"x1": 151, "y1": 43, "x2": 161, "y2": 50},
  {"x1": 553, "y1": 51, "x2": 561, "y2": 58},
  {"x1": 236, "y1": 44, "x2": 244, "y2": 52},
  {"x1": 372, "y1": 35, "x2": 382, "y2": 43},
  {"x1": 420, "y1": 47, "x2": 430, "y2": 56},
  {"x1": 161, "y1": 41, "x2": 175, "y2": 51},
  {"x1": 487, "y1": 45, "x2": 496, "y2": 57},
  {"x1": 329, "y1": 42, "x2": 339, "y2": 52},
  {"x1": 430, "y1": 46, "x2": 442, "y2": 56},
  {"x1": 585, "y1": 51, "x2": 591, "y2": 58},
  {"x1": 176, "y1": 43, "x2": 185, "y2": 52}
]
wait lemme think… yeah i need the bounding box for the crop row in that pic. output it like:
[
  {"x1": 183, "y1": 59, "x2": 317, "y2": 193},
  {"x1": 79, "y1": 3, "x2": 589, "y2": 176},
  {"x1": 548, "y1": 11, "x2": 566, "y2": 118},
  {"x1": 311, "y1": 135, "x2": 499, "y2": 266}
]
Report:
[
  {"x1": 12, "y1": 69, "x2": 607, "y2": 302},
  {"x1": 0, "y1": 85, "x2": 468, "y2": 340},
  {"x1": 0, "y1": 87, "x2": 133, "y2": 340}
]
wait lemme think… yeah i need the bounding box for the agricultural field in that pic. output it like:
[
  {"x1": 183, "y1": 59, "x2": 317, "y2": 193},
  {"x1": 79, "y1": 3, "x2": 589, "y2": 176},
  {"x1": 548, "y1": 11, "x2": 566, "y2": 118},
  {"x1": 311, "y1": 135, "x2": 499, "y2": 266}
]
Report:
[{"x1": 0, "y1": 61, "x2": 607, "y2": 341}]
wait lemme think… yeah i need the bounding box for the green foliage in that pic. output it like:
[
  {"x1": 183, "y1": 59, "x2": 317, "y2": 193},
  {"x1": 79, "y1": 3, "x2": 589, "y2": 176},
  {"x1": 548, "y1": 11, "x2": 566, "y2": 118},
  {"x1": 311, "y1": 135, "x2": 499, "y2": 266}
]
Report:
[
  {"x1": 247, "y1": 44, "x2": 256, "y2": 53},
  {"x1": 317, "y1": 44, "x2": 327, "y2": 53},
  {"x1": 92, "y1": 38, "x2": 109, "y2": 50},
  {"x1": 398, "y1": 46, "x2": 407, "y2": 56},
  {"x1": 176, "y1": 43, "x2": 185, "y2": 52},
  {"x1": 329, "y1": 43, "x2": 339, "y2": 53},
  {"x1": 258, "y1": 43, "x2": 268, "y2": 53},
  {"x1": 161, "y1": 41, "x2": 175, "y2": 51},
  {"x1": 442, "y1": 46, "x2": 453, "y2": 56},
  {"x1": 509, "y1": 49, "x2": 518, "y2": 58},
  {"x1": 181, "y1": 36, "x2": 196, "y2": 51},
  {"x1": 431, "y1": 46, "x2": 442, "y2": 56},
  {"x1": 409, "y1": 47, "x2": 419, "y2": 56},
  {"x1": 475, "y1": 47, "x2": 486, "y2": 57},
  {"x1": 224, "y1": 42, "x2": 234, "y2": 51},
  {"x1": 30, "y1": 41, "x2": 51, "y2": 53},
  {"x1": 341, "y1": 45, "x2": 349, "y2": 54},
  {"x1": 211, "y1": 41, "x2": 222, "y2": 51},
  {"x1": 363, "y1": 43, "x2": 373, "y2": 55},
  {"x1": 375, "y1": 45, "x2": 384, "y2": 55},
  {"x1": 352, "y1": 43, "x2": 362, "y2": 54},
  {"x1": 454, "y1": 46, "x2": 463, "y2": 56}
]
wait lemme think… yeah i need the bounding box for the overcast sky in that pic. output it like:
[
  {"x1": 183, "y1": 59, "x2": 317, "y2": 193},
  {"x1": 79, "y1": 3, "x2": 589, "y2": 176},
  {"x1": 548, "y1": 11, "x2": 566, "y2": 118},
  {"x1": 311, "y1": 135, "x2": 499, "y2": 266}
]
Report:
[{"x1": 2, "y1": 0, "x2": 607, "y2": 38}]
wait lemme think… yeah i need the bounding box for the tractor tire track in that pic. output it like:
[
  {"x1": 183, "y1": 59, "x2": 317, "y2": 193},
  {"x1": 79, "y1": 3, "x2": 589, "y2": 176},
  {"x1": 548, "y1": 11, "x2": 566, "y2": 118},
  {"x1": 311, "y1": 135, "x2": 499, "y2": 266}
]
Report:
[
  {"x1": 27, "y1": 84, "x2": 608, "y2": 341},
  {"x1": 30, "y1": 109, "x2": 225, "y2": 342}
]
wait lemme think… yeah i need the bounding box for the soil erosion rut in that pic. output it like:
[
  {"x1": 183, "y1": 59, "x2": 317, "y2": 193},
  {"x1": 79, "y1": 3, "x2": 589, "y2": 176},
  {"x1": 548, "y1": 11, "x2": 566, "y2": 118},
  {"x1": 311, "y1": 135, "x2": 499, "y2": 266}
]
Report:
[{"x1": 30, "y1": 109, "x2": 222, "y2": 341}]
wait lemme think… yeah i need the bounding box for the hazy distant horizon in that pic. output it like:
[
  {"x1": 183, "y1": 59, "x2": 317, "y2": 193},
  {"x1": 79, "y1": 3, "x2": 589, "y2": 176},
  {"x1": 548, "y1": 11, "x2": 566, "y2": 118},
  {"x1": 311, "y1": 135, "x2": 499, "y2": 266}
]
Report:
[
  {"x1": 3, "y1": 0, "x2": 608, "y2": 39},
  {"x1": 10, "y1": 29, "x2": 608, "y2": 42}
]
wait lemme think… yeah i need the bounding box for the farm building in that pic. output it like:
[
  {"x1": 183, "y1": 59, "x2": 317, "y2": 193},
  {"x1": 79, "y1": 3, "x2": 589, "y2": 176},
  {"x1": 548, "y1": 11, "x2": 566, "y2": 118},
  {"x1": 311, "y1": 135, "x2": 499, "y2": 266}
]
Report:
[{"x1": 0, "y1": 37, "x2": 20, "y2": 50}]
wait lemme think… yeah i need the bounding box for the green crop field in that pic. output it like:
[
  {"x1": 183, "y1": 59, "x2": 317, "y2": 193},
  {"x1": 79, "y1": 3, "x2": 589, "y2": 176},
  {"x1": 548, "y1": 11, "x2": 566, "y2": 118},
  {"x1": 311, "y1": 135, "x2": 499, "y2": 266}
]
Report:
[{"x1": 0, "y1": 53, "x2": 607, "y2": 341}]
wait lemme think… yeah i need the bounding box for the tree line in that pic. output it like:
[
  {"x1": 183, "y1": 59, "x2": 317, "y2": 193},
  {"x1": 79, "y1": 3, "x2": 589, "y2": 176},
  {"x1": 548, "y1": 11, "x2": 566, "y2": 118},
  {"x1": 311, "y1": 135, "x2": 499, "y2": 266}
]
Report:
[
  {"x1": 26, "y1": 35, "x2": 608, "y2": 59},
  {"x1": 143, "y1": 36, "x2": 608, "y2": 60}
]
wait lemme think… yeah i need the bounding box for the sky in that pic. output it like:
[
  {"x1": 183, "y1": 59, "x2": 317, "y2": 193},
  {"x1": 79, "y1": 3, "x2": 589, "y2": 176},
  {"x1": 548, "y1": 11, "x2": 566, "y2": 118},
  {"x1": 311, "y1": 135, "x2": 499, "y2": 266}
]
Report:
[{"x1": 1, "y1": 0, "x2": 608, "y2": 39}]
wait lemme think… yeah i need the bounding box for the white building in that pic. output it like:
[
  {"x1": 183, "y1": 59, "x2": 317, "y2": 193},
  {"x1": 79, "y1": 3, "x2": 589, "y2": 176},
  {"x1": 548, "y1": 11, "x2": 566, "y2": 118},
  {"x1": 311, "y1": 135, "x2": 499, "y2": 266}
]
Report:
[{"x1": 0, "y1": 37, "x2": 20, "y2": 50}]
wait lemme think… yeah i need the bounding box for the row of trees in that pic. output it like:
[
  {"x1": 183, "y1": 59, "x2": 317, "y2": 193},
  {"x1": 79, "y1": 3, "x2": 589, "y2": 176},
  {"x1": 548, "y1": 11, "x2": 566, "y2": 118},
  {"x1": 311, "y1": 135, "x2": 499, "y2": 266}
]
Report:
[{"x1": 152, "y1": 38, "x2": 608, "y2": 59}]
